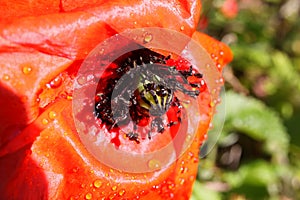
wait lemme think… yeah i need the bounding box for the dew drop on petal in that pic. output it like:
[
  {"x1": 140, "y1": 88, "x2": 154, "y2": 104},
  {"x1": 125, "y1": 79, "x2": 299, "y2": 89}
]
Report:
[
  {"x1": 144, "y1": 33, "x2": 153, "y2": 43},
  {"x1": 66, "y1": 95, "x2": 73, "y2": 100},
  {"x1": 148, "y1": 159, "x2": 161, "y2": 170},
  {"x1": 85, "y1": 192, "x2": 92, "y2": 200},
  {"x1": 93, "y1": 180, "x2": 102, "y2": 188},
  {"x1": 77, "y1": 76, "x2": 87, "y2": 85},
  {"x1": 180, "y1": 25, "x2": 185, "y2": 31},
  {"x1": 179, "y1": 178, "x2": 185, "y2": 185},
  {"x1": 185, "y1": 134, "x2": 192, "y2": 143},
  {"x1": 219, "y1": 77, "x2": 224, "y2": 84},
  {"x1": 3, "y1": 74, "x2": 10, "y2": 81},
  {"x1": 168, "y1": 182, "x2": 175, "y2": 190},
  {"x1": 193, "y1": 157, "x2": 199, "y2": 163},
  {"x1": 99, "y1": 48, "x2": 105, "y2": 54},
  {"x1": 187, "y1": 151, "x2": 194, "y2": 159},
  {"x1": 111, "y1": 185, "x2": 117, "y2": 191},
  {"x1": 42, "y1": 118, "x2": 49, "y2": 125},
  {"x1": 118, "y1": 189, "x2": 126, "y2": 196},
  {"x1": 49, "y1": 76, "x2": 62, "y2": 88},
  {"x1": 109, "y1": 193, "x2": 117, "y2": 199},
  {"x1": 22, "y1": 66, "x2": 32, "y2": 75},
  {"x1": 139, "y1": 190, "x2": 147, "y2": 196},
  {"x1": 48, "y1": 111, "x2": 57, "y2": 119},
  {"x1": 180, "y1": 167, "x2": 188, "y2": 174}
]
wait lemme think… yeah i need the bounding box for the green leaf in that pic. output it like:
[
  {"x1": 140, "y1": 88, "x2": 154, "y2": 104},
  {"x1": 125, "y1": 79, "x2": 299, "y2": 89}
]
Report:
[
  {"x1": 223, "y1": 160, "x2": 278, "y2": 188},
  {"x1": 270, "y1": 51, "x2": 300, "y2": 93},
  {"x1": 191, "y1": 181, "x2": 222, "y2": 200},
  {"x1": 222, "y1": 91, "x2": 289, "y2": 157}
]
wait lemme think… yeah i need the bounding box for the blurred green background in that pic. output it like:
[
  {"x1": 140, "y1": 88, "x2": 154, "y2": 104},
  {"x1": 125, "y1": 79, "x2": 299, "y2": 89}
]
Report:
[{"x1": 192, "y1": 0, "x2": 300, "y2": 199}]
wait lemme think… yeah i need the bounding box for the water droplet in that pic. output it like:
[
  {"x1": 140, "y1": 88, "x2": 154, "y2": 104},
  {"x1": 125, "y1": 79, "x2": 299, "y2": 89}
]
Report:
[
  {"x1": 219, "y1": 51, "x2": 224, "y2": 56},
  {"x1": 180, "y1": 167, "x2": 188, "y2": 174},
  {"x1": 42, "y1": 118, "x2": 49, "y2": 125},
  {"x1": 77, "y1": 76, "x2": 87, "y2": 85},
  {"x1": 22, "y1": 66, "x2": 32, "y2": 75},
  {"x1": 180, "y1": 25, "x2": 185, "y2": 31},
  {"x1": 152, "y1": 185, "x2": 160, "y2": 190},
  {"x1": 90, "y1": 170, "x2": 94, "y2": 174},
  {"x1": 66, "y1": 95, "x2": 73, "y2": 100},
  {"x1": 143, "y1": 33, "x2": 153, "y2": 43},
  {"x1": 118, "y1": 189, "x2": 126, "y2": 196},
  {"x1": 168, "y1": 182, "x2": 175, "y2": 190},
  {"x1": 179, "y1": 178, "x2": 185, "y2": 185},
  {"x1": 169, "y1": 192, "x2": 175, "y2": 198},
  {"x1": 85, "y1": 192, "x2": 92, "y2": 199},
  {"x1": 193, "y1": 157, "x2": 199, "y2": 163},
  {"x1": 219, "y1": 77, "x2": 224, "y2": 84},
  {"x1": 3, "y1": 74, "x2": 10, "y2": 81},
  {"x1": 49, "y1": 76, "x2": 62, "y2": 88},
  {"x1": 111, "y1": 185, "x2": 117, "y2": 191},
  {"x1": 188, "y1": 151, "x2": 194, "y2": 159},
  {"x1": 109, "y1": 193, "x2": 117, "y2": 199},
  {"x1": 48, "y1": 111, "x2": 57, "y2": 119},
  {"x1": 148, "y1": 159, "x2": 161, "y2": 170},
  {"x1": 185, "y1": 134, "x2": 192, "y2": 143},
  {"x1": 93, "y1": 180, "x2": 102, "y2": 188}
]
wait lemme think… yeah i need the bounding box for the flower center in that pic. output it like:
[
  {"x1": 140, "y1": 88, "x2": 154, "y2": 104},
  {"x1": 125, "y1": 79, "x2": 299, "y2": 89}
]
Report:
[{"x1": 94, "y1": 48, "x2": 202, "y2": 143}]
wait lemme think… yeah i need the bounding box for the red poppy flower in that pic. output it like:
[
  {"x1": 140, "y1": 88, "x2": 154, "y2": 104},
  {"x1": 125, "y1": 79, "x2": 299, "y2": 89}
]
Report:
[{"x1": 0, "y1": 0, "x2": 232, "y2": 199}]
